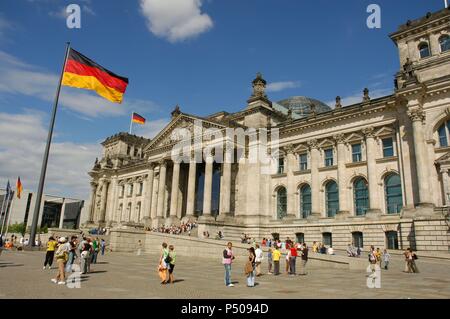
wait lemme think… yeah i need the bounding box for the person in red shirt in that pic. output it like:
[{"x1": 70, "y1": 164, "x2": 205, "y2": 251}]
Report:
[{"x1": 289, "y1": 245, "x2": 298, "y2": 275}]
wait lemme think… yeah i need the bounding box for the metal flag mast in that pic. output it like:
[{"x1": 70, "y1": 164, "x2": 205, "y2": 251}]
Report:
[
  {"x1": 129, "y1": 110, "x2": 134, "y2": 135},
  {"x1": 446, "y1": 0, "x2": 449, "y2": 9},
  {"x1": 28, "y1": 42, "x2": 71, "y2": 248}
]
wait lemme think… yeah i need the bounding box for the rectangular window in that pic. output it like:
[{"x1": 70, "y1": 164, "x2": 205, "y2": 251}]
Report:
[
  {"x1": 128, "y1": 184, "x2": 133, "y2": 197},
  {"x1": 134, "y1": 148, "x2": 138, "y2": 157},
  {"x1": 119, "y1": 185, "x2": 124, "y2": 198},
  {"x1": 138, "y1": 183, "x2": 143, "y2": 196},
  {"x1": 278, "y1": 158, "x2": 285, "y2": 174},
  {"x1": 299, "y1": 154, "x2": 308, "y2": 171},
  {"x1": 382, "y1": 138, "x2": 394, "y2": 157},
  {"x1": 324, "y1": 149, "x2": 334, "y2": 167},
  {"x1": 441, "y1": 124, "x2": 450, "y2": 147},
  {"x1": 352, "y1": 144, "x2": 362, "y2": 162}
]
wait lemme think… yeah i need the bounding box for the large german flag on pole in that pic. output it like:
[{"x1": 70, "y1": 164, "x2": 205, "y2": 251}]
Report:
[{"x1": 62, "y1": 48, "x2": 129, "y2": 103}]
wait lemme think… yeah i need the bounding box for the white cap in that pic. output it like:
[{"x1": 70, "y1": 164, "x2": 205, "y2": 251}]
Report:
[{"x1": 59, "y1": 237, "x2": 67, "y2": 243}]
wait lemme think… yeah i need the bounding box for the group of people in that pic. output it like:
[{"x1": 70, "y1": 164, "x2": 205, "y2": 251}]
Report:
[
  {"x1": 0, "y1": 234, "x2": 42, "y2": 249},
  {"x1": 157, "y1": 242, "x2": 176, "y2": 284},
  {"x1": 149, "y1": 221, "x2": 197, "y2": 236},
  {"x1": 223, "y1": 239, "x2": 310, "y2": 288},
  {"x1": 43, "y1": 235, "x2": 106, "y2": 285}
]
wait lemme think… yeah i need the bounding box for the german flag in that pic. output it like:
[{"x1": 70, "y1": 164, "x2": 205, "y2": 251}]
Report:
[
  {"x1": 132, "y1": 112, "x2": 146, "y2": 124},
  {"x1": 16, "y1": 176, "x2": 22, "y2": 199},
  {"x1": 62, "y1": 48, "x2": 128, "y2": 103}
]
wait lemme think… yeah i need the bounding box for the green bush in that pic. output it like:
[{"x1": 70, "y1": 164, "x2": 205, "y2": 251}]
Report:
[{"x1": 8, "y1": 223, "x2": 26, "y2": 236}]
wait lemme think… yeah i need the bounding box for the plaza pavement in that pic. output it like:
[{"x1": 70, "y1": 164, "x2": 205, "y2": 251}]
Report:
[{"x1": 0, "y1": 249, "x2": 449, "y2": 299}]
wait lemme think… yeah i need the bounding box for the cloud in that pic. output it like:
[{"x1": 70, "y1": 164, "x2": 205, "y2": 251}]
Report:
[
  {"x1": 325, "y1": 88, "x2": 394, "y2": 108},
  {"x1": 0, "y1": 110, "x2": 101, "y2": 200},
  {"x1": 134, "y1": 118, "x2": 170, "y2": 139},
  {"x1": 0, "y1": 14, "x2": 13, "y2": 38},
  {"x1": 0, "y1": 50, "x2": 161, "y2": 118},
  {"x1": 139, "y1": 0, "x2": 213, "y2": 43},
  {"x1": 266, "y1": 81, "x2": 302, "y2": 93}
]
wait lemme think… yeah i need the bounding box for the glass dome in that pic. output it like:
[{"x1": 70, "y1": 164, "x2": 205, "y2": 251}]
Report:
[{"x1": 273, "y1": 96, "x2": 332, "y2": 119}]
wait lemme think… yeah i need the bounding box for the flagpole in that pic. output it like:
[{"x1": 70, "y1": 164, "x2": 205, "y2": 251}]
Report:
[
  {"x1": 129, "y1": 111, "x2": 134, "y2": 134},
  {"x1": 4, "y1": 193, "x2": 15, "y2": 238},
  {"x1": 0, "y1": 188, "x2": 8, "y2": 234},
  {"x1": 28, "y1": 42, "x2": 71, "y2": 249},
  {"x1": 0, "y1": 188, "x2": 10, "y2": 238}
]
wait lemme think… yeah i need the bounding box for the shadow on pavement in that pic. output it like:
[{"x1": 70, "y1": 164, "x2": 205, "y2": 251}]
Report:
[{"x1": 0, "y1": 264, "x2": 24, "y2": 268}]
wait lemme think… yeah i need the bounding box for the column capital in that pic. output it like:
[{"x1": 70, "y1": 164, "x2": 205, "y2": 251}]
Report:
[
  {"x1": 407, "y1": 108, "x2": 426, "y2": 123},
  {"x1": 362, "y1": 127, "x2": 375, "y2": 138},
  {"x1": 333, "y1": 133, "x2": 346, "y2": 144},
  {"x1": 283, "y1": 143, "x2": 295, "y2": 154},
  {"x1": 158, "y1": 159, "x2": 168, "y2": 167},
  {"x1": 440, "y1": 167, "x2": 449, "y2": 174},
  {"x1": 307, "y1": 139, "x2": 319, "y2": 149},
  {"x1": 148, "y1": 162, "x2": 157, "y2": 170}
]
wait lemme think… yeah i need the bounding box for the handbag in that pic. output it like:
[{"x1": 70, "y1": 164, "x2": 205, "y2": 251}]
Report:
[
  {"x1": 244, "y1": 260, "x2": 253, "y2": 275},
  {"x1": 164, "y1": 253, "x2": 172, "y2": 264}
]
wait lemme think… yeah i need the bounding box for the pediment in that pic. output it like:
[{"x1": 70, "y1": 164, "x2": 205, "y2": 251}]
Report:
[
  {"x1": 318, "y1": 138, "x2": 335, "y2": 148},
  {"x1": 436, "y1": 151, "x2": 450, "y2": 165},
  {"x1": 143, "y1": 114, "x2": 227, "y2": 153},
  {"x1": 345, "y1": 133, "x2": 364, "y2": 143},
  {"x1": 375, "y1": 126, "x2": 395, "y2": 137}
]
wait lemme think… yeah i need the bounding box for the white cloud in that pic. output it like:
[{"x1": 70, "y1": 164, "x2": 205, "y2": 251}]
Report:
[
  {"x1": 266, "y1": 81, "x2": 302, "y2": 93},
  {"x1": 139, "y1": 0, "x2": 213, "y2": 43},
  {"x1": 326, "y1": 88, "x2": 394, "y2": 108},
  {"x1": 0, "y1": 14, "x2": 13, "y2": 38},
  {"x1": 0, "y1": 50, "x2": 161, "y2": 118},
  {"x1": 134, "y1": 118, "x2": 170, "y2": 139},
  {"x1": 0, "y1": 110, "x2": 101, "y2": 199}
]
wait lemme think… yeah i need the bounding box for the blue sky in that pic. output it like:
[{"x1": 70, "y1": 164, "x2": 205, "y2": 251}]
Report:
[{"x1": 0, "y1": 0, "x2": 446, "y2": 199}]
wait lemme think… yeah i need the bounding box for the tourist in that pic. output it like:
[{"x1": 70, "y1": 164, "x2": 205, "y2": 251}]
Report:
[
  {"x1": 267, "y1": 245, "x2": 273, "y2": 274},
  {"x1": 167, "y1": 245, "x2": 176, "y2": 284},
  {"x1": 137, "y1": 240, "x2": 142, "y2": 256},
  {"x1": 356, "y1": 246, "x2": 362, "y2": 257},
  {"x1": 409, "y1": 248, "x2": 419, "y2": 273},
  {"x1": 347, "y1": 244, "x2": 355, "y2": 257},
  {"x1": 285, "y1": 247, "x2": 291, "y2": 274},
  {"x1": 272, "y1": 245, "x2": 281, "y2": 275},
  {"x1": 254, "y1": 244, "x2": 263, "y2": 276},
  {"x1": 91, "y1": 237, "x2": 100, "y2": 264},
  {"x1": 327, "y1": 246, "x2": 335, "y2": 255},
  {"x1": 312, "y1": 241, "x2": 318, "y2": 253},
  {"x1": 267, "y1": 237, "x2": 272, "y2": 248},
  {"x1": 375, "y1": 248, "x2": 382, "y2": 267},
  {"x1": 80, "y1": 238, "x2": 92, "y2": 274},
  {"x1": 299, "y1": 243, "x2": 309, "y2": 275},
  {"x1": 261, "y1": 238, "x2": 266, "y2": 247},
  {"x1": 368, "y1": 246, "x2": 377, "y2": 273},
  {"x1": 246, "y1": 247, "x2": 256, "y2": 287},
  {"x1": 51, "y1": 237, "x2": 69, "y2": 285},
  {"x1": 158, "y1": 242, "x2": 170, "y2": 284},
  {"x1": 289, "y1": 243, "x2": 297, "y2": 275},
  {"x1": 43, "y1": 236, "x2": 57, "y2": 270},
  {"x1": 223, "y1": 242, "x2": 235, "y2": 287},
  {"x1": 382, "y1": 249, "x2": 391, "y2": 270},
  {"x1": 101, "y1": 239, "x2": 106, "y2": 255},
  {"x1": 65, "y1": 236, "x2": 77, "y2": 273}
]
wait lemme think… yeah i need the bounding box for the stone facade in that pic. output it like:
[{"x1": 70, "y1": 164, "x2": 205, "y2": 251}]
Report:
[{"x1": 87, "y1": 9, "x2": 450, "y2": 252}]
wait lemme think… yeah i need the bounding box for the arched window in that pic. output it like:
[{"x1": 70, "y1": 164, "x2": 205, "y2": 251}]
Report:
[
  {"x1": 117, "y1": 203, "x2": 123, "y2": 221},
  {"x1": 126, "y1": 202, "x2": 132, "y2": 221},
  {"x1": 136, "y1": 202, "x2": 141, "y2": 222},
  {"x1": 419, "y1": 42, "x2": 430, "y2": 59},
  {"x1": 325, "y1": 181, "x2": 339, "y2": 217},
  {"x1": 437, "y1": 119, "x2": 450, "y2": 147},
  {"x1": 385, "y1": 174, "x2": 403, "y2": 214},
  {"x1": 439, "y1": 34, "x2": 450, "y2": 53},
  {"x1": 300, "y1": 184, "x2": 311, "y2": 218},
  {"x1": 354, "y1": 178, "x2": 369, "y2": 216},
  {"x1": 276, "y1": 187, "x2": 287, "y2": 220}
]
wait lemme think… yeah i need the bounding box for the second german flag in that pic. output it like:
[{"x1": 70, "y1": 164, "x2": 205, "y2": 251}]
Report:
[{"x1": 62, "y1": 48, "x2": 129, "y2": 103}]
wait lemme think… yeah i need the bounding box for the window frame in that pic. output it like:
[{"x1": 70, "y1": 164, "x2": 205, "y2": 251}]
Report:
[
  {"x1": 385, "y1": 174, "x2": 403, "y2": 214},
  {"x1": 300, "y1": 184, "x2": 311, "y2": 219},
  {"x1": 325, "y1": 181, "x2": 339, "y2": 217},
  {"x1": 351, "y1": 143, "x2": 362, "y2": 163},
  {"x1": 324, "y1": 148, "x2": 334, "y2": 167},
  {"x1": 382, "y1": 137, "x2": 395, "y2": 158},
  {"x1": 299, "y1": 153, "x2": 308, "y2": 171},
  {"x1": 277, "y1": 158, "x2": 285, "y2": 174},
  {"x1": 276, "y1": 187, "x2": 287, "y2": 220},
  {"x1": 418, "y1": 42, "x2": 431, "y2": 59},
  {"x1": 353, "y1": 178, "x2": 369, "y2": 216},
  {"x1": 439, "y1": 34, "x2": 450, "y2": 53}
]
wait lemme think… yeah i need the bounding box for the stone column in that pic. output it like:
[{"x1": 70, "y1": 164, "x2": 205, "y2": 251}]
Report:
[
  {"x1": 407, "y1": 109, "x2": 432, "y2": 204},
  {"x1": 285, "y1": 144, "x2": 297, "y2": 219},
  {"x1": 363, "y1": 127, "x2": 381, "y2": 214},
  {"x1": 143, "y1": 164, "x2": 155, "y2": 224},
  {"x1": 441, "y1": 168, "x2": 450, "y2": 206},
  {"x1": 88, "y1": 182, "x2": 97, "y2": 223},
  {"x1": 169, "y1": 161, "x2": 181, "y2": 224},
  {"x1": 334, "y1": 134, "x2": 349, "y2": 215},
  {"x1": 185, "y1": 159, "x2": 197, "y2": 219},
  {"x1": 202, "y1": 155, "x2": 214, "y2": 219},
  {"x1": 218, "y1": 149, "x2": 232, "y2": 219},
  {"x1": 156, "y1": 160, "x2": 167, "y2": 220},
  {"x1": 58, "y1": 198, "x2": 66, "y2": 229},
  {"x1": 99, "y1": 178, "x2": 109, "y2": 223},
  {"x1": 150, "y1": 173, "x2": 159, "y2": 220},
  {"x1": 308, "y1": 139, "x2": 320, "y2": 218},
  {"x1": 106, "y1": 176, "x2": 118, "y2": 224}
]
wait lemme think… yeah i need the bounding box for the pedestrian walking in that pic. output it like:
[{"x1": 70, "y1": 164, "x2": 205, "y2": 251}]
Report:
[
  {"x1": 65, "y1": 236, "x2": 78, "y2": 273},
  {"x1": 43, "y1": 236, "x2": 57, "y2": 269},
  {"x1": 137, "y1": 240, "x2": 142, "y2": 256},
  {"x1": 267, "y1": 245, "x2": 273, "y2": 274},
  {"x1": 246, "y1": 247, "x2": 256, "y2": 287},
  {"x1": 167, "y1": 245, "x2": 176, "y2": 284},
  {"x1": 101, "y1": 239, "x2": 106, "y2": 256},
  {"x1": 80, "y1": 237, "x2": 92, "y2": 274},
  {"x1": 368, "y1": 246, "x2": 377, "y2": 273},
  {"x1": 289, "y1": 244, "x2": 297, "y2": 275},
  {"x1": 158, "y1": 242, "x2": 169, "y2": 284},
  {"x1": 91, "y1": 237, "x2": 99, "y2": 264},
  {"x1": 382, "y1": 249, "x2": 390, "y2": 270},
  {"x1": 255, "y1": 244, "x2": 263, "y2": 276},
  {"x1": 299, "y1": 243, "x2": 309, "y2": 275},
  {"x1": 223, "y1": 242, "x2": 235, "y2": 287},
  {"x1": 272, "y1": 246, "x2": 281, "y2": 275},
  {"x1": 51, "y1": 237, "x2": 69, "y2": 285}
]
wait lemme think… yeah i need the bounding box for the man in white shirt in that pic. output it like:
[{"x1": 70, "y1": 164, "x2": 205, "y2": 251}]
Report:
[
  {"x1": 254, "y1": 244, "x2": 264, "y2": 276},
  {"x1": 328, "y1": 246, "x2": 335, "y2": 255}
]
